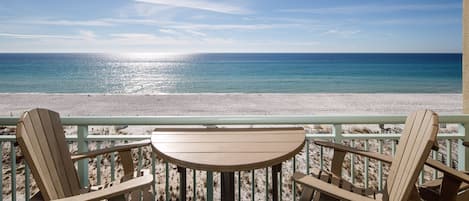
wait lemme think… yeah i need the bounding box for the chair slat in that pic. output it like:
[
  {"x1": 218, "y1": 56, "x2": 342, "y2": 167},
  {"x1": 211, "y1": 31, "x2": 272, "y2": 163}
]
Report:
[
  {"x1": 18, "y1": 114, "x2": 59, "y2": 200},
  {"x1": 28, "y1": 109, "x2": 67, "y2": 197},
  {"x1": 47, "y1": 110, "x2": 82, "y2": 195},
  {"x1": 384, "y1": 110, "x2": 417, "y2": 194},
  {"x1": 36, "y1": 109, "x2": 73, "y2": 196},
  {"x1": 387, "y1": 110, "x2": 438, "y2": 201}
]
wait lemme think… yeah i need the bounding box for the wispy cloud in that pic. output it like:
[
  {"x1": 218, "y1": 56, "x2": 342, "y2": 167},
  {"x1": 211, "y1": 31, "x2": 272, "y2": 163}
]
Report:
[
  {"x1": 159, "y1": 29, "x2": 183, "y2": 36},
  {"x1": 78, "y1": 30, "x2": 97, "y2": 39},
  {"x1": 0, "y1": 32, "x2": 78, "y2": 39},
  {"x1": 110, "y1": 33, "x2": 159, "y2": 40},
  {"x1": 186, "y1": 29, "x2": 206, "y2": 37},
  {"x1": 280, "y1": 3, "x2": 461, "y2": 14},
  {"x1": 26, "y1": 19, "x2": 113, "y2": 26},
  {"x1": 3, "y1": 17, "x2": 295, "y2": 32},
  {"x1": 323, "y1": 29, "x2": 361, "y2": 37},
  {"x1": 170, "y1": 23, "x2": 292, "y2": 30},
  {"x1": 0, "y1": 31, "x2": 96, "y2": 40},
  {"x1": 135, "y1": 0, "x2": 250, "y2": 15},
  {"x1": 366, "y1": 18, "x2": 460, "y2": 25}
]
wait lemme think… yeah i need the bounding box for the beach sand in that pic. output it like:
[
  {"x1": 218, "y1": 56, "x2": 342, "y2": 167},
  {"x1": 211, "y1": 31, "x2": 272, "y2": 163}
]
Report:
[
  {"x1": 0, "y1": 93, "x2": 462, "y2": 200},
  {"x1": 0, "y1": 93, "x2": 461, "y2": 116}
]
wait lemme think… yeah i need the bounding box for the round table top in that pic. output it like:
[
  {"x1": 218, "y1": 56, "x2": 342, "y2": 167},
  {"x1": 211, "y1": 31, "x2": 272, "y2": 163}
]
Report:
[{"x1": 151, "y1": 127, "x2": 306, "y2": 172}]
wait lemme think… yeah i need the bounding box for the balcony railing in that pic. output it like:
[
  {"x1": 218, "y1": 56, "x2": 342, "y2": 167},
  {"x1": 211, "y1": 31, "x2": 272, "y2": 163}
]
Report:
[{"x1": 0, "y1": 114, "x2": 468, "y2": 201}]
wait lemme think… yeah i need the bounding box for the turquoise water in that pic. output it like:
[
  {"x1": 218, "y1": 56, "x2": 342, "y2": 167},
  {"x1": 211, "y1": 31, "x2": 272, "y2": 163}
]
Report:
[{"x1": 0, "y1": 53, "x2": 462, "y2": 93}]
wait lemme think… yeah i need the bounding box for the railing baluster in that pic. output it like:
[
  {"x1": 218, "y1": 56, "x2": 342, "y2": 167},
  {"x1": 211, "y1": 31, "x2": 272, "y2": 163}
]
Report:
[
  {"x1": 96, "y1": 142, "x2": 102, "y2": 185},
  {"x1": 432, "y1": 150, "x2": 438, "y2": 180},
  {"x1": 77, "y1": 125, "x2": 89, "y2": 188},
  {"x1": 279, "y1": 166, "x2": 282, "y2": 201},
  {"x1": 110, "y1": 141, "x2": 115, "y2": 181},
  {"x1": 378, "y1": 140, "x2": 383, "y2": 191},
  {"x1": 193, "y1": 169, "x2": 197, "y2": 200},
  {"x1": 447, "y1": 139, "x2": 452, "y2": 167},
  {"x1": 320, "y1": 146, "x2": 324, "y2": 170},
  {"x1": 364, "y1": 139, "x2": 369, "y2": 189},
  {"x1": 292, "y1": 157, "x2": 296, "y2": 200},
  {"x1": 206, "y1": 171, "x2": 213, "y2": 201},
  {"x1": 458, "y1": 123, "x2": 469, "y2": 171},
  {"x1": 10, "y1": 141, "x2": 16, "y2": 201},
  {"x1": 265, "y1": 168, "x2": 269, "y2": 201},
  {"x1": 251, "y1": 170, "x2": 255, "y2": 201},
  {"x1": 0, "y1": 142, "x2": 3, "y2": 201},
  {"x1": 306, "y1": 139, "x2": 310, "y2": 175},
  {"x1": 238, "y1": 171, "x2": 241, "y2": 201},
  {"x1": 151, "y1": 152, "x2": 156, "y2": 200},
  {"x1": 165, "y1": 162, "x2": 169, "y2": 201},
  {"x1": 137, "y1": 146, "x2": 143, "y2": 201},
  {"x1": 350, "y1": 140, "x2": 355, "y2": 184},
  {"x1": 25, "y1": 162, "x2": 30, "y2": 201},
  {"x1": 419, "y1": 170, "x2": 424, "y2": 185}
]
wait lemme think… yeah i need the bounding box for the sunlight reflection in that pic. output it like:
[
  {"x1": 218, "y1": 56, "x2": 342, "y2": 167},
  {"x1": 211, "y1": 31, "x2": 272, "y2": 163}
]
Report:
[
  {"x1": 103, "y1": 54, "x2": 188, "y2": 93},
  {"x1": 113, "y1": 52, "x2": 193, "y2": 61}
]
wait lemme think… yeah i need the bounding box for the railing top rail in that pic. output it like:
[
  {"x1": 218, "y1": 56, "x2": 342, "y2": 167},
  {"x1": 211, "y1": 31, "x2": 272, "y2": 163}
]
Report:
[{"x1": 0, "y1": 114, "x2": 469, "y2": 126}]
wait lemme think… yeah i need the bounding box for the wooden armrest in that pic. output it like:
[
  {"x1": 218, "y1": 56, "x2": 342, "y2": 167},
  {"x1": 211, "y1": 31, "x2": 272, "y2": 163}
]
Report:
[
  {"x1": 71, "y1": 140, "x2": 150, "y2": 162},
  {"x1": 425, "y1": 159, "x2": 469, "y2": 184},
  {"x1": 52, "y1": 175, "x2": 153, "y2": 201},
  {"x1": 292, "y1": 173, "x2": 377, "y2": 201},
  {"x1": 463, "y1": 141, "x2": 469, "y2": 148},
  {"x1": 314, "y1": 141, "x2": 393, "y2": 164}
]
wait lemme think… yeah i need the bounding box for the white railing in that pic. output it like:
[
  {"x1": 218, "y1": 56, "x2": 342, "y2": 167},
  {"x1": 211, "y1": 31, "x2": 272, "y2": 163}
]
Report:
[{"x1": 0, "y1": 114, "x2": 468, "y2": 201}]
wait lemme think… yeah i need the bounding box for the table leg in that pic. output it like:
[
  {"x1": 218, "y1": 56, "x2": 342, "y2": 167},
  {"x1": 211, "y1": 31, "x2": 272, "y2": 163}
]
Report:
[
  {"x1": 221, "y1": 172, "x2": 235, "y2": 201},
  {"x1": 272, "y1": 164, "x2": 282, "y2": 201},
  {"x1": 177, "y1": 166, "x2": 186, "y2": 201}
]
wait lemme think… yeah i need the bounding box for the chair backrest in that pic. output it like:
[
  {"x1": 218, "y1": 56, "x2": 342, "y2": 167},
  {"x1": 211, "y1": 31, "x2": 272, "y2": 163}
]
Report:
[
  {"x1": 384, "y1": 110, "x2": 439, "y2": 201},
  {"x1": 16, "y1": 108, "x2": 82, "y2": 200}
]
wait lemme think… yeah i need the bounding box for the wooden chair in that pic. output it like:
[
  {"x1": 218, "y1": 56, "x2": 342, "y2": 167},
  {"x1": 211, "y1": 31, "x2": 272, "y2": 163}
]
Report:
[
  {"x1": 418, "y1": 142, "x2": 469, "y2": 201},
  {"x1": 16, "y1": 108, "x2": 153, "y2": 201},
  {"x1": 293, "y1": 110, "x2": 439, "y2": 201}
]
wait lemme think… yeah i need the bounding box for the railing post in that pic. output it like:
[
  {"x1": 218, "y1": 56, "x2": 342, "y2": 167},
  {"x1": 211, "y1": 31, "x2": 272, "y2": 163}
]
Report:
[
  {"x1": 458, "y1": 124, "x2": 469, "y2": 171},
  {"x1": 333, "y1": 124, "x2": 343, "y2": 142},
  {"x1": 206, "y1": 171, "x2": 213, "y2": 201},
  {"x1": 77, "y1": 125, "x2": 89, "y2": 188}
]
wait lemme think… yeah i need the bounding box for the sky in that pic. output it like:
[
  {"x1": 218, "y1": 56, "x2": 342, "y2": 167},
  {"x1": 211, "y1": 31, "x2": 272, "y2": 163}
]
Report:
[{"x1": 0, "y1": 0, "x2": 463, "y2": 53}]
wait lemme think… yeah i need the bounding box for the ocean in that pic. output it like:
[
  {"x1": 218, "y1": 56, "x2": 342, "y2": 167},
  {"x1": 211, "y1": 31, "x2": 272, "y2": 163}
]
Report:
[{"x1": 0, "y1": 53, "x2": 461, "y2": 93}]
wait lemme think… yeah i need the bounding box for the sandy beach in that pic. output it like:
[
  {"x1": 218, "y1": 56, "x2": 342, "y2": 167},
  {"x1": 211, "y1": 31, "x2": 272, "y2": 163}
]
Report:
[{"x1": 0, "y1": 93, "x2": 462, "y2": 116}]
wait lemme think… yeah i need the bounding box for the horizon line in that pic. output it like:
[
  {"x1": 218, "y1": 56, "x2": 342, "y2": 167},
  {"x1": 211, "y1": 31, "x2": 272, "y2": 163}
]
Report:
[{"x1": 0, "y1": 51, "x2": 462, "y2": 54}]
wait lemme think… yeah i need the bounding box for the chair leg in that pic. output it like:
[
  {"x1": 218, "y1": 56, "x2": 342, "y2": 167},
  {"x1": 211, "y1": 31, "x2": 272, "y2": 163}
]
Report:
[
  {"x1": 142, "y1": 186, "x2": 154, "y2": 201},
  {"x1": 313, "y1": 192, "x2": 340, "y2": 201},
  {"x1": 108, "y1": 194, "x2": 127, "y2": 201},
  {"x1": 299, "y1": 186, "x2": 314, "y2": 201}
]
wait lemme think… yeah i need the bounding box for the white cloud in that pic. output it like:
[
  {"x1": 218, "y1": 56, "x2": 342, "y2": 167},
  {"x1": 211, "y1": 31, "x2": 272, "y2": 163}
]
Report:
[
  {"x1": 27, "y1": 19, "x2": 113, "y2": 26},
  {"x1": 79, "y1": 30, "x2": 97, "y2": 39},
  {"x1": 159, "y1": 29, "x2": 181, "y2": 36},
  {"x1": 135, "y1": 0, "x2": 250, "y2": 15},
  {"x1": 5, "y1": 17, "x2": 295, "y2": 32},
  {"x1": 170, "y1": 23, "x2": 288, "y2": 30},
  {"x1": 186, "y1": 29, "x2": 206, "y2": 37},
  {"x1": 0, "y1": 32, "x2": 78, "y2": 39},
  {"x1": 280, "y1": 3, "x2": 461, "y2": 14},
  {"x1": 0, "y1": 30, "x2": 98, "y2": 40},
  {"x1": 324, "y1": 29, "x2": 361, "y2": 37},
  {"x1": 110, "y1": 33, "x2": 159, "y2": 41}
]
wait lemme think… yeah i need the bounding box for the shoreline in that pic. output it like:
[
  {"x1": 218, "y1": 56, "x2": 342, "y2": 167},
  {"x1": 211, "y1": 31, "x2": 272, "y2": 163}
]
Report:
[{"x1": 0, "y1": 93, "x2": 461, "y2": 116}]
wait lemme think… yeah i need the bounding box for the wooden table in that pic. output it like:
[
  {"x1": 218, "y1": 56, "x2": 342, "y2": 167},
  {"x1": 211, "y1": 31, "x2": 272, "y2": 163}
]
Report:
[{"x1": 151, "y1": 127, "x2": 305, "y2": 201}]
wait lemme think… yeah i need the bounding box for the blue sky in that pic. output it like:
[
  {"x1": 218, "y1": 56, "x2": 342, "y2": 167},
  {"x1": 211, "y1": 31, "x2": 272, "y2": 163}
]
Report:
[{"x1": 0, "y1": 0, "x2": 463, "y2": 53}]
